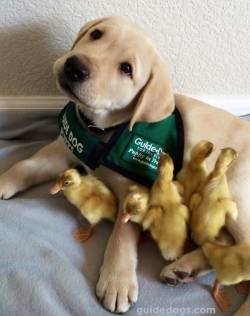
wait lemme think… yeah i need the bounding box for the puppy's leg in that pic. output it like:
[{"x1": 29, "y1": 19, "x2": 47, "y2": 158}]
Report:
[
  {"x1": 160, "y1": 248, "x2": 212, "y2": 286},
  {"x1": 0, "y1": 137, "x2": 76, "y2": 199},
  {"x1": 96, "y1": 210, "x2": 140, "y2": 313}
]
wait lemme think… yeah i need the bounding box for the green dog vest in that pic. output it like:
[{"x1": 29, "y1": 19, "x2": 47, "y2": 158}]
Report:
[{"x1": 58, "y1": 102, "x2": 184, "y2": 186}]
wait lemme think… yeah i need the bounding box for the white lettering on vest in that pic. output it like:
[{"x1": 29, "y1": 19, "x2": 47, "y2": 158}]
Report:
[
  {"x1": 134, "y1": 137, "x2": 162, "y2": 154},
  {"x1": 61, "y1": 115, "x2": 84, "y2": 154}
]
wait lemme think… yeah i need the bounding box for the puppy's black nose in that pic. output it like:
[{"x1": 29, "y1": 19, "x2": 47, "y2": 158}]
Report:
[{"x1": 64, "y1": 56, "x2": 90, "y2": 82}]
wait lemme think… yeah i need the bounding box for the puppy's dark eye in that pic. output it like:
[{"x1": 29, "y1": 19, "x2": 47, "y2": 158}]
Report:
[
  {"x1": 90, "y1": 29, "x2": 103, "y2": 40},
  {"x1": 120, "y1": 62, "x2": 133, "y2": 78}
]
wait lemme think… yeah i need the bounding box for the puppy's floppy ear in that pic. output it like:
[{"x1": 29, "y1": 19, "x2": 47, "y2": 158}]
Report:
[
  {"x1": 130, "y1": 57, "x2": 174, "y2": 131},
  {"x1": 71, "y1": 17, "x2": 108, "y2": 49}
]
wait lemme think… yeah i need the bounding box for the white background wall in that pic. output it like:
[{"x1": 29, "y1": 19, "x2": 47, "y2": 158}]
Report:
[{"x1": 0, "y1": 0, "x2": 249, "y2": 98}]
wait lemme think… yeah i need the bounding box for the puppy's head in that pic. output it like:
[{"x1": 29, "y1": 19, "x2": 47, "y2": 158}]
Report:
[{"x1": 54, "y1": 17, "x2": 174, "y2": 129}]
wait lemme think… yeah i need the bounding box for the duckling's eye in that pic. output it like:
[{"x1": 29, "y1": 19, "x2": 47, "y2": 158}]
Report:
[{"x1": 64, "y1": 181, "x2": 70, "y2": 185}]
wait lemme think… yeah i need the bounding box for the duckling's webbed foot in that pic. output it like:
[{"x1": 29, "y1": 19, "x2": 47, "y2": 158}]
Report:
[
  {"x1": 74, "y1": 225, "x2": 95, "y2": 242},
  {"x1": 212, "y1": 280, "x2": 232, "y2": 311}
]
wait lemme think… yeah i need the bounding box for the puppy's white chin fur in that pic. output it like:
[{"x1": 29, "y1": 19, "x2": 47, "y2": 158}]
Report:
[{"x1": 78, "y1": 102, "x2": 109, "y2": 117}]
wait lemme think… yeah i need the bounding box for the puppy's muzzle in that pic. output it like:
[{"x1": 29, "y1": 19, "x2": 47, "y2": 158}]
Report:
[{"x1": 64, "y1": 56, "x2": 90, "y2": 83}]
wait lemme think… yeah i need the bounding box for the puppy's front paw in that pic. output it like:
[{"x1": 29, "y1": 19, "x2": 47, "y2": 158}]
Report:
[
  {"x1": 160, "y1": 249, "x2": 211, "y2": 285},
  {"x1": 96, "y1": 264, "x2": 138, "y2": 313},
  {"x1": 160, "y1": 261, "x2": 196, "y2": 286},
  {"x1": 0, "y1": 167, "x2": 27, "y2": 200},
  {"x1": 0, "y1": 172, "x2": 23, "y2": 199}
]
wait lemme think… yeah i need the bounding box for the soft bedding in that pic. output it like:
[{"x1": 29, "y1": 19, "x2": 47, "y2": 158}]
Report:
[{"x1": 0, "y1": 109, "x2": 249, "y2": 316}]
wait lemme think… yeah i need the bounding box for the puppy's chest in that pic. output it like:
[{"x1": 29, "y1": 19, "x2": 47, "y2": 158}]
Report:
[
  {"x1": 59, "y1": 102, "x2": 184, "y2": 189},
  {"x1": 93, "y1": 165, "x2": 136, "y2": 201}
]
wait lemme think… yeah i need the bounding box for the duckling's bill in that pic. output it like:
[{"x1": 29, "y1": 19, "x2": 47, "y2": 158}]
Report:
[
  {"x1": 50, "y1": 183, "x2": 62, "y2": 195},
  {"x1": 121, "y1": 213, "x2": 131, "y2": 223}
]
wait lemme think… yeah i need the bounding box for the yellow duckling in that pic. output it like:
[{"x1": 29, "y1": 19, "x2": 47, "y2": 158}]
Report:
[
  {"x1": 177, "y1": 140, "x2": 214, "y2": 204},
  {"x1": 122, "y1": 184, "x2": 150, "y2": 225},
  {"x1": 190, "y1": 148, "x2": 238, "y2": 246},
  {"x1": 202, "y1": 242, "x2": 250, "y2": 311},
  {"x1": 50, "y1": 169, "x2": 117, "y2": 241},
  {"x1": 122, "y1": 152, "x2": 189, "y2": 261}
]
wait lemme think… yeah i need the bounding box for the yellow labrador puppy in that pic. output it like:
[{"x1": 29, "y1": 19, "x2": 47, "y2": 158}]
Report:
[{"x1": 0, "y1": 17, "x2": 249, "y2": 315}]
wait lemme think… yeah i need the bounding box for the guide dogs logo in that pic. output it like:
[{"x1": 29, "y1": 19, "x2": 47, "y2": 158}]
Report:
[{"x1": 123, "y1": 135, "x2": 162, "y2": 170}]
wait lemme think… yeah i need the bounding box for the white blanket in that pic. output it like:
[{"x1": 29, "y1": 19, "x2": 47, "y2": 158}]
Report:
[{"x1": 0, "y1": 109, "x2": 248, "y2": 316}]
